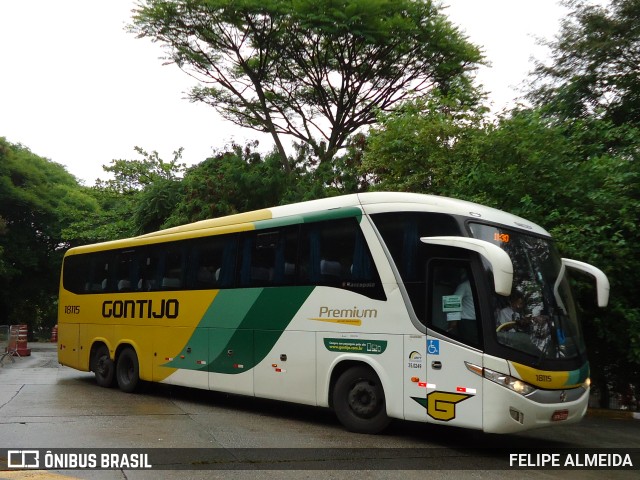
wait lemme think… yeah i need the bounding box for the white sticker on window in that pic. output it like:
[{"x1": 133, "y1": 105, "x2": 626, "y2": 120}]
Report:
[{"x1": 442, "y1": 295, "x2": 462, "y2": 312}]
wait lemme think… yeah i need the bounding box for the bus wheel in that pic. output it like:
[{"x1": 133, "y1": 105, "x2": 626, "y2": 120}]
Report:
[
  {"x1": 93, "y1": 345, "x2": 115, "y2": 388},
  {"x1": 333, "y1": 366, "x2": 391, "y2": 434},
  {"x1": 116, "y1": 347, "x2": 140, "y2": 393}
]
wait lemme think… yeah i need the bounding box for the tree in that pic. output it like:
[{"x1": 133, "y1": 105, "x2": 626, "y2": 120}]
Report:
[
  {"x1": 131, "y1": 0, "x2": 483, "y2": 170},
  {"x1": 66, "y1": 147, "x2": 187, "y2": 241},
  {"x1": 364, "y1": 98, "x2": 640, "y2": 398},
  {"x1": 96, "y1": 146, "x2": 186, "y2": 194},
  {"x1": 526, "y1": 0, "x2": 640, "y2": 404},
  {"x1": 361, "y1": 87, "x2": 489, "y2": 194},
  {"x1": 165, "y1": 141, "x2": 292, "y2": 225},
  {"x1": 529, "y1": 0, "x2": 640, "y2": 130},
  {"x1": 0, "y1": 138, "x2": 98, "y2": 335}
]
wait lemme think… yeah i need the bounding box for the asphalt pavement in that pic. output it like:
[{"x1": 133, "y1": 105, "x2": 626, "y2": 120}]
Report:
[{"x1": 1, "y1": 343, "x2": 638, "y2": 479}]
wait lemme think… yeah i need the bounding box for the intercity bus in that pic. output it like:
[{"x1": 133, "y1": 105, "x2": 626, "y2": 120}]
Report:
[{"x1": 57, "y1": 192, "x2": 609, "y2": 434}]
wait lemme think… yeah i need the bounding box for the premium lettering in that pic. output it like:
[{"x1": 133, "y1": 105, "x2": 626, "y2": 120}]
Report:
[{"x1": 318, "y1": 306, "x2": 377, "y2": 319}]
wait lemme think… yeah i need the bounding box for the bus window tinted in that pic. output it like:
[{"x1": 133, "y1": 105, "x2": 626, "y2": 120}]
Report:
[
  {"x1": 239, "y1": 227, "x2": 298, "y2": 288},
  {"x1": 300, "y1": 218, "x2": 385, "y2": 300},
  {"x1": 190, "y1": 235, "x2": 237, "y2": 289},
  {"x1": 62, "y1": 218, "x2": 384, "y2": 299}
]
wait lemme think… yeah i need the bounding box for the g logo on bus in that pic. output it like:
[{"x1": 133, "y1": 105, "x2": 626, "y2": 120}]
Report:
[
  {"x1": 427, "y1": 391, "x2": 472, "y2": 421},
  {"x1": 412, "y1": 391, "x2": 473, "y2": 421}
]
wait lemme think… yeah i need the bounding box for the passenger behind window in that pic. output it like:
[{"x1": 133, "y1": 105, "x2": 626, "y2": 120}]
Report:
[{"x1": 320, "y1": 258, "x2": 342, "y2": 285}]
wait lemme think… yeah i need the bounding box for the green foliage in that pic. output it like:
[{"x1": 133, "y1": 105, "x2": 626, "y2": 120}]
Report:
[
  {"x1": 65, "y1": 147, "x2": 187, "y2": 241},
  {"x1": 166, "y1": 141, "x2": 293, "y2": 225},
  {"x1": 362, "y1": 88, "x2": 489, "y2": 194},
  {"x1": 96, "y1": 146, "x2": 186, "y2": 194},
  {"x1": 529, "y1": 0, "x2": 640, "y2": 130},
  {"x1": 365, "y1": 95, "x2": 640, "y2": 390},
  {"x1": 131, "y1": 0, "x2": 483, "y2": 168},
  {"x1": 525, "y1": 0, "x2": 640, "y2": 395},
  {"x1": 0, "y1": 137, "x2": 97, "y2": 332}
]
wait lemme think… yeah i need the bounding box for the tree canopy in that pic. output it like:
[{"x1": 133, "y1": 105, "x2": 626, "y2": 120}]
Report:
[
  {"x1": 529, "y1": 0, "x2": 640, "y2": 129},
  {"x1": 0, "y1": 138, "x2": 97, "y2": 331},
  {"x1": 131, "y1": 0, "x2": 483, "y2": 170}
]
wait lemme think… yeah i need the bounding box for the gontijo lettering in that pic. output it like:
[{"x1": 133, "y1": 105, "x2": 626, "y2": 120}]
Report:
[{"x1": 102, "y1": 299, "x2": 179, "y2": 319}]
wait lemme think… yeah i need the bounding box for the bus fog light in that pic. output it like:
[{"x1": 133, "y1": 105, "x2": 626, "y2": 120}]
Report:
[{"x1": 509, "y1": 407, "x2": 524, "y2": 424}]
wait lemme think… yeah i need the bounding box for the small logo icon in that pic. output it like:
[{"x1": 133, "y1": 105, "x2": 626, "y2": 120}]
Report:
[
  {"x1": 8, "y1": 450, "x2": 40, "y2": 469},
  {"x1": 427, "y1": 339, "x2": 440, "y2": 355}
]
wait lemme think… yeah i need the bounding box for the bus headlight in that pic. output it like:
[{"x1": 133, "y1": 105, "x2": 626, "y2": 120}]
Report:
[
  {"x1": 465, "y1": 363, "x2": 536, "y2": 396},
  {"x1": 484, "y1": 368, "x2": 536, "y2": 396},
  {"x1": 483, "y1": 368, "x2": 536, "y2": 395}
]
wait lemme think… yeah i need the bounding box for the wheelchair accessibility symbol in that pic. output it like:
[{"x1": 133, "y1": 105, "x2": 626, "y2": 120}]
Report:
[{"x1": 427, "y1": 339, "x2": 440, "y2": 355}]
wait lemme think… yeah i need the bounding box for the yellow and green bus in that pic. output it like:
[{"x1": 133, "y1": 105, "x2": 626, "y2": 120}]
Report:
[{"x1": 58, "y1": 192, "x2": 608, "y2": 434}]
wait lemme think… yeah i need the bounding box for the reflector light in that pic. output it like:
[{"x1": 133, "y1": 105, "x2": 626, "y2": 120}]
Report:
[
  {"x1": 551, "y1": 409, "x2": 569, "y2": 421},
  {"x1": 456, "y1": 386, "x2": 477, "y2": 394}
]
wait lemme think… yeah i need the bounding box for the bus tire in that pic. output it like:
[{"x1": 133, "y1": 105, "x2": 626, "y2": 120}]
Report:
[
  {"x1": 333, "y1": 366, "x2": 391, "y2": 434},
  {"x1": 116, "y1": 347, "x2": 140, "y2": 393},
  {"x1": 93, "y1": 345, "x2": 115, "y2": 388}
]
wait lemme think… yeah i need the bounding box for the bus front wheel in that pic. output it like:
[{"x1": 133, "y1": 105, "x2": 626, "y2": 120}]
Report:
[
  {"x1": 93, "y1": 345, "x2": 115, "y2": 388},
  {"x1": 333, "y1": 366, "x2": 391, "y2": 434},
  {"x1": 116, "y1": 347, "x2": 140, "y2": 393}
]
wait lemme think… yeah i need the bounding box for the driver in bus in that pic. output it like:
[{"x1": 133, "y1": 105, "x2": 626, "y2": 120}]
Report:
[{"x1": 496, "y1": 291, "x2": 525, "y2": 332}]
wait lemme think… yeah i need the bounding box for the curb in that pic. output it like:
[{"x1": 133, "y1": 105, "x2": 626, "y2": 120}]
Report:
[{"x1": 586, "y1": 408, "x2": 640, "y2": 420}]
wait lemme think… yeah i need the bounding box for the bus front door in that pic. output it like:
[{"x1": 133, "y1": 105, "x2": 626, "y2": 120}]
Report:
[{"x1": 425, "y1": 262, "x2": 483, "y2": 430}]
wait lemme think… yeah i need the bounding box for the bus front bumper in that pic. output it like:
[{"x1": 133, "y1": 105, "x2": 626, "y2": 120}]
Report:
[{"x1": 482, "y1": 379, "x2": 589, "y2": 434}]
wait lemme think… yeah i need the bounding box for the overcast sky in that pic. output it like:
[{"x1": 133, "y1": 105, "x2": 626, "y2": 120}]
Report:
[{"x1": 0, "y1": 0, "x2": 575, "y2": 184}]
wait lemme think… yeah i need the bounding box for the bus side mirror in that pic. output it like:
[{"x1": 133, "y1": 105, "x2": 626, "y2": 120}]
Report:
[
  {"x1": 562, "y1": 258, "x2": 610, "y2": 308},
  {"x1": 420, "y1": 236, "x2": 513, "y2": 296}
]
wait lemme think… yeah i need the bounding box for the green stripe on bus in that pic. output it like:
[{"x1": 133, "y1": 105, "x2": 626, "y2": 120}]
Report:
[
  {"x1": 254, "y1": 207, "x2": 363, "y2": 230},
  {"x1": 566, "y1": 362, "x2": 589, "y2": 386},
  {"x1": 164, "y1": 286, "x2": 315, "y2": 374}
]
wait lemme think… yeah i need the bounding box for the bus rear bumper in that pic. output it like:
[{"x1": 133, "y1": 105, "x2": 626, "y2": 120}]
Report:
[{"x1": 482, "y1": 380, "x2": 589, "y2": 434}]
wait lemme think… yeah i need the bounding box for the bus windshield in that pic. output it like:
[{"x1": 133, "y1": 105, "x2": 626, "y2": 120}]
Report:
[{"x1": 469, "y1": 223, "x2": 585, "y2": 361}]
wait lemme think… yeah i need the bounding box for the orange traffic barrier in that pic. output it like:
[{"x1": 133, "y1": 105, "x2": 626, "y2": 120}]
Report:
[
  {"x1": 14, "y1": 324, "x2": 31, "y2": 356},
  {"x1": 51, "y1": 324, "x2": 58, "y2": 343}
]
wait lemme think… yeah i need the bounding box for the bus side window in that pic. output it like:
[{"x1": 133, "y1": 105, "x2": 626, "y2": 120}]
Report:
[
  {"x1": 238, "y1": 227, "x2": 297, "y2": 288},
  {"x1": 138, "y1": 251, "x2": 160, "y2": 291},
  {"x1": 99, "y1": 259, "x2": 110, "y2": 292},
  {"x1": 114, "y1": 251, "x2": 137, "y2": 292},
  {"x1": 190, "y1": 234, "x2": 238, "y2": 289},
  {"x1": 300, "y1": 218, "x2": 385, "y2": 300},
  {"x1": 160, "y1": 248, "x2": 184, "y2": 290},
  {"x1": 62, "y1": 255, "x2": 90, "y2": 294},
  {"x1": 371, "y1": 212, "x2": 461, "y2": 282}
]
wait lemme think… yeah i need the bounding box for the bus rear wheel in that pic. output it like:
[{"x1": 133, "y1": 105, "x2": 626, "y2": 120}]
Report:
[
  {"x1": 93, "y1": 345, "x2": 115, "y2": 388},
  {"x1": 116, "y1": 347, "x2": 140, "y2": 393},
  {"x1": 333, "y1": 366, "x2": 390, "y2": 434}
]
